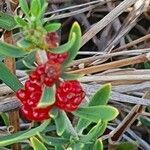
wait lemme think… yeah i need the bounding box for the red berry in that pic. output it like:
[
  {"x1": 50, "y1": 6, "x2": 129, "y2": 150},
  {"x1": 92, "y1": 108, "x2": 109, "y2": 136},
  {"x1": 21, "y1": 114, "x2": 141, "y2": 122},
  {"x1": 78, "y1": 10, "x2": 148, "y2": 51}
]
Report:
[
  {"x1": 44, "y1": 61, "x2": 61, "y2": 86},
  {"x1": 20, "y1": 105, "x2": 34, "y2": 121},
  {"x1": 27, "y1": 91, "x2": 42, "y2": 107},
  {"x1": 47, "y1": 52, "x2": 68, "y2": 64},
  {"x1": 36, "y1": 65, "x2": 45, "y2": 76},
  {"x1": 45, "y1": 32, "x2": 59, "y2": 49},
  {"x1": 55, "y1": 80, "x2": 85, "y2": 112},
  {"x1": 32, "y1": 106, "x2": 51, "y2": 121},
  {"x1": 29, "y1": 71, "x2": 41, "y2": 81},
  {"x1": 16, "y1": 89, "x2": 29, "y2": 104},
  {"x1": 20, "y1": 105, "x2": 51, "y2": 121},
  {"x1": 25, "y1": 80, "x2": 41, "y2": 93}
]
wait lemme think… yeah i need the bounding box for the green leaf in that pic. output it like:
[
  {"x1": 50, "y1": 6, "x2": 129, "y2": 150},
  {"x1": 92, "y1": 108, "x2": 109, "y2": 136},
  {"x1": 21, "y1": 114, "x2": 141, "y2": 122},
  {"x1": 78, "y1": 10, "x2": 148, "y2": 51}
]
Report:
[
  {"x1": 37, "y1": 1, "x2": 48, "y2": 20},
  {"x1": 30, "y1": 136, "x2": 47, "y2": 150},
  {"x1": 61, "y1": 111, "x2": 78, "y2": 138},
  {"x1": 44, "y1": 23, "x2": 61, "y2": 32},
  {"x1": 74, "y1": 106, "x2": 119, "y2": 122},
  {"x1": 19, "y1": 0, "x2": 30, "y2": 17},
  {"x1": 0, "y1": 12, "x2": 16, "y2": 30},
  {"x1": 76, "y1": 84, "x2": 111, "y2": 133},
  {"x1": 76, "y1": 118, "x2": 91, "y2": 134},
  {"x1": 80, "y1": 121, "x2": 107, "y2": 143},
  {"x1": 140, "y1": 116, "x2": 150, "y2": 127},
  {"x1": 93, "y1": 139, "x2": 103, "y2": 150},
  {"x1": 54, "y1": 109, "x2": 66, "y2": 136},
  {"x1": 144, "y1": 62, "x2": 150, "y2": 69},
  {"x1": 15, "y1": 16, "x2": 28, "y2": 27},
  {"x1": 55, "y1": 146, "x2": 64, "y2": 150},
  {"x1": 50, "y1": 32, "x2": 76, "y2": 54},
  {"x1": 90, "y1": 83, "x2": 111, "y2": 106},
  {"x1": 38, "y1": 85, "x2": 56, "y2": 107},
  {"x1": 0, "y1": 62, "x2": 23, "y2": 92},
  {"x1": 30, "y1": 0, "x2": 41, "y2": 17},
  {"x1": 52, "y1": 109, "x2": 77, "y2": 137},
  {"x1": 39, "y1": 0, "x2": 45, "y2": 6},
  {"x1": 116, "y1": 142, "x2": 138, "y2": 150},
  {"x1": 72, "y1": 143, "x2": 84, "y2": 150},
  {"x1": 64, "y1": 22, "x2": 82, "y2": 66},
  {"x1": 16, "y1": 52, "x2": 35, "y2": 69},
  {"x1": 0, "y1": 113, "x2": 9, "y2": 126},
  {"x1": 38, "y1": 133, "x2": 69, "y2": 146},
  {"x1": 0, "y1": 41, "x2": 28, "y2": 57},
  {"x1": 17, "y1": 38, "x2": 33, "y2": 50},
  {"x1": 0, "y1": 120, "x2": 50, "y2": 147},
  {"x1": 22, "y1": 60, "x2": 35, "y2": 69},
  {"x1": 61, "y1": 72, "x2": 84, "y2": 80}
]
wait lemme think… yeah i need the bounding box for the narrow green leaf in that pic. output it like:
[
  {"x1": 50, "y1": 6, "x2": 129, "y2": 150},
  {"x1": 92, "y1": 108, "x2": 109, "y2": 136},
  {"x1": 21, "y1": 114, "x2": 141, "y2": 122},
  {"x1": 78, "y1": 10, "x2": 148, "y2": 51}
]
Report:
[
  {"x1": 64, "y1": 22, "x2": 82, "y2": 66},
  {"x1": 0, "y1": 113, "x2": 9, "y2": 126},
  {"x1": 116, "y1": 142, "x2": 138, "y2": 150},
  {"x1": 74, "y1": 106, "x2": 119, "y2": 122},
  {"x1": 62, "y1": 111, "x2": 78, "y2": 138},
  {"x1": 72, "y1": 143, "x2": 84, "y2": 150},
  {"x1": 50, "y1": 32, "x2": 76, "y2": 54},
  {"x1": 0, "y1": 41, "x2": 28, "y2": 57},
  {"x1": 90, "y1": 83, "x2": 111, "y2": 106},
  {"x1": 17, "y1": 38, "x2": 32, "y2": 49},
  {"x1": 80, "y1": 121, "x2": 107, "y2": 143},
  {"x1": 19, "y1": 0, "x2": 30, "y2": 17},
  {"x1": 55, "y1": 146, "x2": 64, "y2": 150},
  {"x1": 0, "y1": 62, "x2": 23, "y2": 92},
  {"x1": 0, "y1": 120, "x2": 50, "y2": 147},
  {"x1": 54, "y1": 110, "x2": 66, "y2": 136},
  {"x1": 44, "y1": 23, "x2": 61, "y2": 32},
  {"x1": 22, "y1": 60, "x2": 35, "y2": 69},
  {"x1": 31, "y1": 0, "x2": 40, "y2": 17},
  {"x1": 38, "y1": 133, "x2": 69, "y2": 146},
  {"x1": 37, "y1": 2, "x2": 48, "y2": 20},
  {"x1": 39, "y1": 0, "x2": 45, "y2": 6},
  {"x1": 93, "y1": 139, "x2": 103, "y2": 150},
  {"x1": 144, "y1": 62, "x2": 150, "y2": 69},
  {"x1": 38, "y1": 85, "x2": 56, "y2": 108},
  {"x1": 76, "y1": 119, "x2": 91, "y2": 134},
  {"x1": 61, "y1": 72, "x2": 84, "y2": 80},
  {"x1": 15, "y1": 16, "x2": 28, "y2": 27},
  {"x1": 30, "y1": 136, "x2": 47, "y2": 150},
  {"x1": 76, "y1": 84, "x2": 111, "y2": 133},
  {"x1": 140, "y1": 116, "x2": 150, "y2": 127},
  {"x1": 16, "y1": 52, "x2": 35, "y2": 69},
  {"x1": 0, "y1": 12, "x2": 16, "y2": 30}
]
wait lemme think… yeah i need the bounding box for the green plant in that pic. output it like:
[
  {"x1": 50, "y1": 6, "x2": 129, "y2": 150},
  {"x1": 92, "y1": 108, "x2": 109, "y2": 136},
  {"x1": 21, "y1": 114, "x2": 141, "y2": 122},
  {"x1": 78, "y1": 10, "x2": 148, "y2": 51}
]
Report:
[{"x1": 0, "y1": 0, "x2": 118, "y2": 149}]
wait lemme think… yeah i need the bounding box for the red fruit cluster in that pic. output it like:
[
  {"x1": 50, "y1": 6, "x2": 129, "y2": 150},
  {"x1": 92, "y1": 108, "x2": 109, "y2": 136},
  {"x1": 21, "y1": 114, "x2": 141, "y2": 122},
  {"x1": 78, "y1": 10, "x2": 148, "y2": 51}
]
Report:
[
  {"x1": 45, "y1": 32, "x2": 68, "y2": 64},
  {"x1": 16, "y1": 80, "x2": 51, "y2": 121},
  {"x1": 55, "y1": 80, "x2": 85, "y2": 112},
  {"x1": 47, "y1": 52, "x2": 68, "y2": 64},
  {"x1": 16, "y1": 60, "x2": 61, "y2": 121},
  {"x1": 29, "y1": 61, "x2": 61, "y2": 87},
  {"x1": 16, "y1": 31, "x2": 85, "y2": 121}
]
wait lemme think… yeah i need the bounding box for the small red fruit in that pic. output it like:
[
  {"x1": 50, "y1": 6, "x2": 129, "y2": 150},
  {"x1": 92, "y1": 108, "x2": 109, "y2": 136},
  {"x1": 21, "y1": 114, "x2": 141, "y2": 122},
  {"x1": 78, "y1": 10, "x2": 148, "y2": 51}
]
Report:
[
  {"x1": 32, "y1": 106, "x2": 51, "y2": 121},
  {"x1": 27, "y1": 91, "x2": 42, "y2": 107},
  {"x1": 55, "y1": 80, "x2": 85, "y2": 112},
  {"x1": 20, "y1": 105, "x2": 51, "y2": 121},
  {"x1": 45, "y1": 32, "x2": 59, "y2": 49},
  {"x1": 47, "y1": 52, "x2": 68, "y2": 64},
  {"x1": 25, "y1": 80, "x2": 41, "y2": 93},
  {"x1": 44, "y1": 60, "x2": 61, "y2": 86},
  {"x1": 16, "y1": 89, "x2": 29, "y2": 104}
]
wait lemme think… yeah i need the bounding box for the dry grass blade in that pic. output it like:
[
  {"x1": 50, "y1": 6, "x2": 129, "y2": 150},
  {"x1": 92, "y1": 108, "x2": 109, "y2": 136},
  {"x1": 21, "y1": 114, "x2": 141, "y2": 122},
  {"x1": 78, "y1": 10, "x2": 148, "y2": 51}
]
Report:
[{"x1": 81, "y1": 0, "x2": 137, "y2": 46}]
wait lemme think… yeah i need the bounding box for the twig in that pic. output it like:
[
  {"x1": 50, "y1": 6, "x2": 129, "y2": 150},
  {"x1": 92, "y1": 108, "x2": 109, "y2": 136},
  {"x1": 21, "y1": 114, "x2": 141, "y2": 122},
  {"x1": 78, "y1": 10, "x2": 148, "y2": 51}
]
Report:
[
  {"x1": 81, "y1": 0, "x2": 137, "y2": 46},
  {"x1": 69, "y1": 54, "x2": 148, "y2": 74}
]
